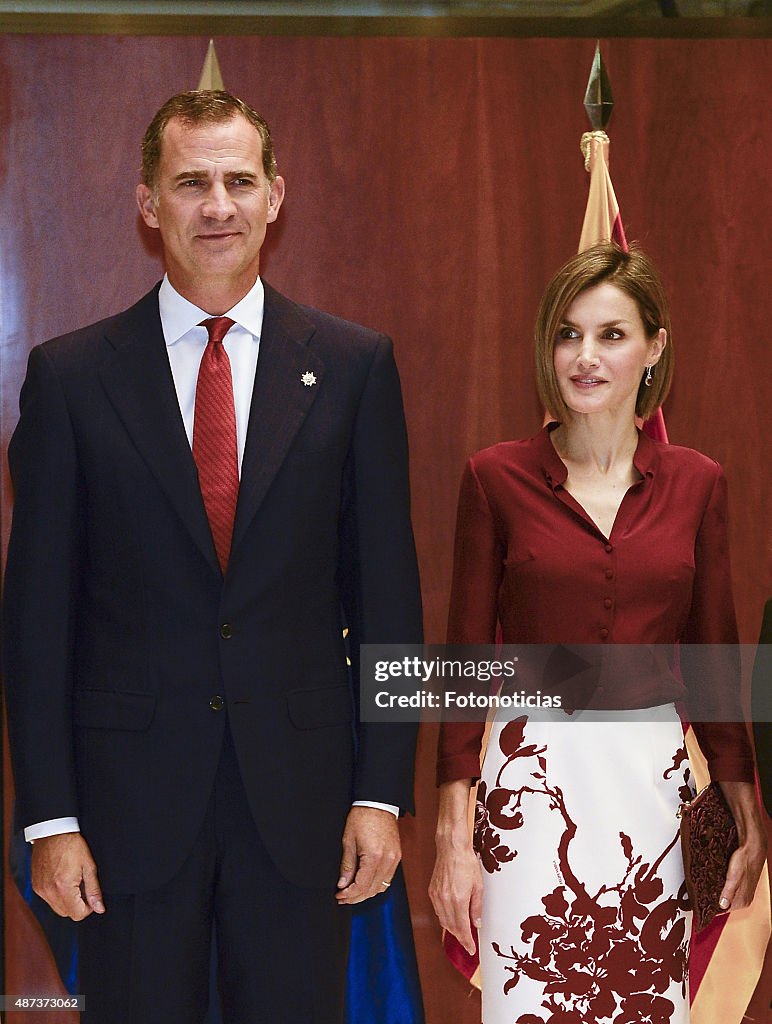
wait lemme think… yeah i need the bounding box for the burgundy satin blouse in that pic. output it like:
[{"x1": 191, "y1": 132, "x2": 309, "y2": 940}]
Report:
[{"x1": 437, "y1": 425, "x2": 754, "y2": 786}]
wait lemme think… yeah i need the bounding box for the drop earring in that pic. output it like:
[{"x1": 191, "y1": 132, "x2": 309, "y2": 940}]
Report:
[{"x1": 644, "y1": 365, "x2": 654, "y2": 387}]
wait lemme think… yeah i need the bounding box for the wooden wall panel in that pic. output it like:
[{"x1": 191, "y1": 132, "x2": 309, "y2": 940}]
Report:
[{"x1": 1, "y1": 33, "x2": 769, "y2": 1023}]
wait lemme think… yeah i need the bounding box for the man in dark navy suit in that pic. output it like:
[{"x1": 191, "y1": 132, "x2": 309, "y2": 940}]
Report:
[{"x1": 3, "y1": 90, "x2": 422, "y2": 1023}]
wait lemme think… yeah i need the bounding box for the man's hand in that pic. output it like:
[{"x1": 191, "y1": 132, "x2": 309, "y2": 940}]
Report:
[
  {"x1": 31, "y1": 833, "x2": 105, "y2": 921},
  {"x1": 335, "y1": 806, "x2": 400, "y2": 905}
]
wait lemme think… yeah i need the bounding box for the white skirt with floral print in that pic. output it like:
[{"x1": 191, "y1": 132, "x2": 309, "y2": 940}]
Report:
[{"x1": 475, "y1": 704, "x2": 692, "y2": 1024}]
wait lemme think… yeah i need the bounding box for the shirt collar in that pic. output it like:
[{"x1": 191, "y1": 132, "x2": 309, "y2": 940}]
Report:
[
  {"x1": 538, "y1": 421, "x2": 659, "y2": 489},
  {"x1": 158, "y1": 274, "x2": 265, "y2": 346}
]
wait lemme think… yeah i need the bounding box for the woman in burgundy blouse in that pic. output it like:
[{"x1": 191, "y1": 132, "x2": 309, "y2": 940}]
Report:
[{"x1": 430, "y1": 243, "x2": 766, "y2": 1023}]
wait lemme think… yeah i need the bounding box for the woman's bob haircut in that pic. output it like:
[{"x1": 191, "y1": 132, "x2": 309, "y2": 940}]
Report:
[{"x1": 535, "y1": 242, "x2": 673, "y2": 421}]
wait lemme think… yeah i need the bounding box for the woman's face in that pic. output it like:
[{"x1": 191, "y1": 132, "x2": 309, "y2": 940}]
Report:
[{"x1": 553, "y1": 282, "x2": 666, "y2": 421}]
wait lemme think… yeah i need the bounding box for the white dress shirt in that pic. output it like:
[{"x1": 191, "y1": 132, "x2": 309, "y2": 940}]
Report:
[
  {"x1": 159, "y1": 274, "x2": 263, "y2": 473},
  {"x1": 25, "y1": 276, "x2": 396, "y2": 842}
]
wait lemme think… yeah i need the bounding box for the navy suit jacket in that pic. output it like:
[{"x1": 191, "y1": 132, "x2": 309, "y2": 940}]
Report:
[{"x1": 3, "y1": 282, "x2": 423, "y2": 893}]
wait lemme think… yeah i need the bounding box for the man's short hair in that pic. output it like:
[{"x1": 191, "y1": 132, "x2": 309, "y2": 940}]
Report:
[
  {"x1": 141, "y1": 89, "x2": 277, "y2": 191},
  {"x1": 534, "y1": 242, "x2": 673, "y2": 421}
]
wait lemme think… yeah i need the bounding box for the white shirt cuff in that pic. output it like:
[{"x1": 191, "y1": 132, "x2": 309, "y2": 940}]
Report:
[
  {"x1": 24, "y1": 817, "x2": 80, "y2": 843},
  {"x1": 352, "y1": 800, "x2": 399, "y2": 818}
]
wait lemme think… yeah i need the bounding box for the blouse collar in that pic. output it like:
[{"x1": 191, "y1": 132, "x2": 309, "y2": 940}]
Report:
[{"x1": 538, "y1": 421, "x2": 659, "y2": 489}]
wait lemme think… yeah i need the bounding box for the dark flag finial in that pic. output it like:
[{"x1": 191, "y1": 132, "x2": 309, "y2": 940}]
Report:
[{"x1": 583, "y1": 42, "x2": 614, "y2": 131}]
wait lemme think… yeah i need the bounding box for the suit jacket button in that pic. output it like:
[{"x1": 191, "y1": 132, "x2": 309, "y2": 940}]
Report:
[
  {"x1": 209, "y1": 695, "x2": 225, "y2": 712},
  {"x1": 220, "y1": 623, "x2": 233, "y2": 639}
]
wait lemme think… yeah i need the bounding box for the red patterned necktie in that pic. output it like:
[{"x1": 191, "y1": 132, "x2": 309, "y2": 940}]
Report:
[{"x1": 193, "y1": 316, "x2": 238, "y2": 574}]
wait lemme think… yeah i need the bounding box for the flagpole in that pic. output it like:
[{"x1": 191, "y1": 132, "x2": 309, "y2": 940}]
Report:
[{"x1": 579, "y1": 44, "x2": 667, "y2": 440}]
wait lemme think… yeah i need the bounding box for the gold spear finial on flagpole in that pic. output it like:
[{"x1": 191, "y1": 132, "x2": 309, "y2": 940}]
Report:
[
  {"x1": 578, "y1": 42, "x2": 626, "y2": 252},
  {"x1": 197, "y1": 39, "x2": 225, "y2": 91},
  {"x1": 583, "y1": 42, "x2": 614, "y2": 131}
]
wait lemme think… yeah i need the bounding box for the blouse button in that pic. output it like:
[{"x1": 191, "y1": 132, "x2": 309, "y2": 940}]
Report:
[
  {"x1": 604, "y1": 543, "x2": 613, "y2": 553},
  {"x1": 605, "y1": 569, "x2": 614, "y2": 580},
  {"x1": 600, "y1": 627, "x2": 609, "y2": 640},
  {"x1": 603, "y1": 598, "x2": 612, "y2": 609}
]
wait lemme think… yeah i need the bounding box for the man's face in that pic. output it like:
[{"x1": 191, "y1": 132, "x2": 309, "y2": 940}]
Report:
[{"x1": 136, "y1": 115, "x2": 284, "y2": 301}]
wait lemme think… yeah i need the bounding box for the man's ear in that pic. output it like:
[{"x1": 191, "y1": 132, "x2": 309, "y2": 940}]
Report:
[
  {"x1": 266, "y1": 176, "x2": 285, "y2": 224},
  {"x1": 136, "y1": 184, "x2": 159, "y2": 229}
]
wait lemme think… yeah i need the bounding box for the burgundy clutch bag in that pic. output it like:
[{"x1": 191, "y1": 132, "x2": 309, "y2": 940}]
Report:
[{"x1": 679, "y1": 782, "x2": 738, "y2": 932}]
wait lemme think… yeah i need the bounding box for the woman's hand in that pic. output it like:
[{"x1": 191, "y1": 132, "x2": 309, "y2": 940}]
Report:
[
  {"x1": 429, "y1": 779, "x2": 483, "y2": 956},
  {"x1": 718, "y1": 779, "x2": 768, "y2": 912}
]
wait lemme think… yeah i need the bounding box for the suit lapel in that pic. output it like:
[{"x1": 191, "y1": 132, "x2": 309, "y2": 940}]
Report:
[
  {"x1": 231, "y1": 285, "x2": 325, "y2": 557},
  {"x1": 98, "y1": 287, "x2": 220, "y2": 575}
]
